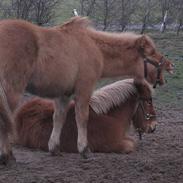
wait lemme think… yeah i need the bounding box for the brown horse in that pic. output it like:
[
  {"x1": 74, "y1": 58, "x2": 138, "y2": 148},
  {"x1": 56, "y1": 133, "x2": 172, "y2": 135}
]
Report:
[
  {"x1": 0, "y1": 16, "x2": 173, "y2": 164},
  {"x1": 15, "y1": 79, "x2": 157, "y2": 153}
]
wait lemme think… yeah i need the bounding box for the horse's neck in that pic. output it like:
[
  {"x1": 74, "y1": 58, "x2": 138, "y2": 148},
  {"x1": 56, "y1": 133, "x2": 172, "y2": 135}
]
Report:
[
  {"x1": 108, "y1": 97, "x2": 138, "y2": 128},
  {"x1": 88, "y1": 30, "x2": 141, "y2": 78}
]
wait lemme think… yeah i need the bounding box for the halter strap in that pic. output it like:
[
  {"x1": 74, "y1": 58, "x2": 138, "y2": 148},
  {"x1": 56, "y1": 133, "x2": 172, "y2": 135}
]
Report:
[
  {"x1": 137, "y1": 97, "x2": 156, "y2": 121},
  {"x1": 135, "y1": 96, "x2": 156, "y2": 140},
  {"x1": 144, "y1": 57, "x2": 165, "y2": 88}
]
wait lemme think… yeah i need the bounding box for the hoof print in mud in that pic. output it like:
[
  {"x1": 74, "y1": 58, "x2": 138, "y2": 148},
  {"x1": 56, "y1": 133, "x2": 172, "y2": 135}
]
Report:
[{"x1": 0, "y1": 154, "x2": 16, "y2": 166}]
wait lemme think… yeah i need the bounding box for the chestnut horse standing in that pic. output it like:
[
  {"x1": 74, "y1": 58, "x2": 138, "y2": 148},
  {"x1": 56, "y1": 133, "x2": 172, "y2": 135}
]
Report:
[
  {"x1": 15, "y1": 79, "x2": 156, "y2": 153},
  {"x1": 0, "y1": 16, "x2": 173, "y2": 164}
]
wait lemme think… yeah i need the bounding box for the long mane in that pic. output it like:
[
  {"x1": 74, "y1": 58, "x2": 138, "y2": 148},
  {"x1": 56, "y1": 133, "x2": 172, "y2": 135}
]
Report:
[
  {"x1": 89, "y1": 79, "x2": 137, "y2": 114},
  {"x1": 59, "y1": 17, "x2": 155, "y2": 51}
]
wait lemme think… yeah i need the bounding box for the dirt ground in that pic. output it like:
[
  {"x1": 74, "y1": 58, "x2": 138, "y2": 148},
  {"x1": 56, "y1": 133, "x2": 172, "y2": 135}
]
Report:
[{"x1": 0, "y1": 106, "x2": 183, "y2": 183}]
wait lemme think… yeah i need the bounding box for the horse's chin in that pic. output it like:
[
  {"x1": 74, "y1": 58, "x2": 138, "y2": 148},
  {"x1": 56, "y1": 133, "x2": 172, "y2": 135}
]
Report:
[
  {"x1": 167, "y1": 70, "x2": 174, "y2": 74},
  {"x1": 146, "y1": 121, "x2": 157, "y2": 133}
]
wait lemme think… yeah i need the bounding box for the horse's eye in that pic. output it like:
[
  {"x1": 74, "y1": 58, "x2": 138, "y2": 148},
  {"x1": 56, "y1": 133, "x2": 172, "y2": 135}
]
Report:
[
  {"x1": 151, "y1": 50, "x2": 155, "y2": 56},
  {"x1": 146, "y1": 100, "x2": 152, "y2": 105}
]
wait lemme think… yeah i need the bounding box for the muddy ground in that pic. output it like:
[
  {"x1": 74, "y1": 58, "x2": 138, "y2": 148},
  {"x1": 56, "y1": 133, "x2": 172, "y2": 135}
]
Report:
[{"x1": 0, "y1": 106, "x2": 183, "y2": 183}]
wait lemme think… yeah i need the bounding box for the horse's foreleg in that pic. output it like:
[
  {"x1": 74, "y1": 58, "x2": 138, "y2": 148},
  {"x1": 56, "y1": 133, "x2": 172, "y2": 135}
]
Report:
[
  {"x1": 75, "y1": 81, "x2": 96, "y2": 158},
  {"x1": 120, "y1": 137, "x2": 136, "y2": 153},
  {"x1": 75, "y1": 100, "x2": 89, "y2": 158},
  {"x1": 48, "y1": 96, "x2": 70, "y2": 155},
  {"x1": 74, "y1": 72, "x2": 100, "y2": 158}
]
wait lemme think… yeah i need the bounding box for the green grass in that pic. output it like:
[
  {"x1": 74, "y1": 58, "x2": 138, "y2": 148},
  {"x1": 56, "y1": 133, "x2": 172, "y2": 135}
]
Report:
[
  {"x1": 149, "y1": 32, "x2": 183, "y2": 109},
  {"x1": 55, "y1": 0, "x2": 80, "y2": 24}
]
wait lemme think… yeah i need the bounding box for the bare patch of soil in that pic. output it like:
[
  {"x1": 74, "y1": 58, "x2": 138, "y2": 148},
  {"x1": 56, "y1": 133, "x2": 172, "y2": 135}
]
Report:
[{"x1": 0, "y1": 107, "x2": 183, "y2": 183}]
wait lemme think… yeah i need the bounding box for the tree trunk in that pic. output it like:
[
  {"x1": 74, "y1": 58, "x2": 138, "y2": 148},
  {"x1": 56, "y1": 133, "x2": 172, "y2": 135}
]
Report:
[
  {"x1": 176, "y1": 20, "x2": 182, "y2": 36},
  {"x1": 160, "y1": 10, "x2": 168, "y2": 33}
]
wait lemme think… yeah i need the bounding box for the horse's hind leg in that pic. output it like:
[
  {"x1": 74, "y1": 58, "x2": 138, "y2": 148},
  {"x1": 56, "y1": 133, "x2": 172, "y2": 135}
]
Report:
[
  {"x1": 0, "y1": 82, "x2": 25, "y2": 165},
  {"x1": 48, "y1": 96, "x2": 70, "y2": 155},
  {"x1": 0, "y1": 128, "x2": 15, "y2": 165},
  {"x1": 74, "y1": 98, "x2": 89, "y2": 158}
]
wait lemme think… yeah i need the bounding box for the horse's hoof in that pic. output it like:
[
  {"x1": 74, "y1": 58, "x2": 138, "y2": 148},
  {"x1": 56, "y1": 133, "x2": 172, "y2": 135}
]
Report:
[
  {"x1": 80, "y1": 146, "x2": 91, "y2": 159},
  {"x1": 0, "y1": 153, "x2": 16, "y2": 166},
  {"x1": 49, "y1": 145, "x2": 62, "y2": 156}
]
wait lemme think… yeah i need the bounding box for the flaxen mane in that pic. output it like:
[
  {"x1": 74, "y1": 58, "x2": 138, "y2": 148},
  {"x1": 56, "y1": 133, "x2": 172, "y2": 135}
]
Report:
[
  {"x1": 90, "y1": 79, "x2": 154, "y2": 114},
  {"x1": 89, "y1": 79, "x2": 136, "y2": 114},
  {"x1": 61, "y1": 17, "x2": 156, "y2": 51}
]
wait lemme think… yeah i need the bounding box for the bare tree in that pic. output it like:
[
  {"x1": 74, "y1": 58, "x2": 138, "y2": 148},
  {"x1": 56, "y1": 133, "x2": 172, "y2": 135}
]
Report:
[
  {"x1": 117, "y1": 0, "x2": 138, "y2": 31},
  {"x1": 160, "y1": 10, "x2": 168, "y2": 33},
  {"x1": 80, "y1": 0, "x2": 96, "y2": 16},
  {"x1": 96, "y1": 0, "x2": 117, "y2": 30},
  {"x1": 140, "y1": 0, "x2": 151, "y2": 34},
  {"x1": 2, "y1": 0, "x2": 33, "y2": 19},
  {"x1": 159, "y1": 0, "x2": 171, "y2": 33},
  {"x1": 31, "y1": 0, "x2": 58, "y2": 25},
  {"x1": 170, "y1": 0, "x2": 183, "y2": 35},
  {"x1": 1, "y1": 0, "x2": 59, "y2": 25}
]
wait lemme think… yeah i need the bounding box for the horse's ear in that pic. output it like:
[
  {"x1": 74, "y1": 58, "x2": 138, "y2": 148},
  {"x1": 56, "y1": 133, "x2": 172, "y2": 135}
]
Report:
[
  {"x1": 134, "y1": 79, "x2": 153, "y2": 95},
  {"x1": 136, "y1": 35, "x2": 147, "y2": 49},
  {"x1": 133, "y1": 80, "x2": 143, "y2": 92},
  {"x1": 134, "y1": 79, "x2": 148, "y2": 93}
]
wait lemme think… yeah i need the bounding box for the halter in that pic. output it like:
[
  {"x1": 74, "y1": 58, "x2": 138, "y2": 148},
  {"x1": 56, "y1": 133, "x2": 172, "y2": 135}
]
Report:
[
  {"x1": 136, "y1": 96, "x2": 156, "y2": 140},
  {"x1": 144, "y1": 57, "x2": 165, "y2": 88},
  {"x1": 138, "y1": 96, "x2": 156, "y2": 121}
]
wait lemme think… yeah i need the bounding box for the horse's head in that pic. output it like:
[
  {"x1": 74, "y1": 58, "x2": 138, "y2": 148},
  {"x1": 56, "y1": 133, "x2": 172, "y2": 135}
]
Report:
[
  {"x1": 136, "y1": 35, "x2": 174, "y2": 88},
  {"x1": 133, "y1": 80, "x2": 157, "y2": 137}
]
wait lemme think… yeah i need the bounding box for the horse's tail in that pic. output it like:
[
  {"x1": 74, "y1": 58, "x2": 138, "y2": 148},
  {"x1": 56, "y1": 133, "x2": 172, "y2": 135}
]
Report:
[{"x1": 0, "y1": 81, "x2": 15, "y2": 141}]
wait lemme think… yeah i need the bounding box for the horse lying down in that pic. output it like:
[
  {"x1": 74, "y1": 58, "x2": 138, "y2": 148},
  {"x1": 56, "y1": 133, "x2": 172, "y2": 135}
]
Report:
[{"x1": 15, "y1": 79, "x2": 157, "y2": 153}]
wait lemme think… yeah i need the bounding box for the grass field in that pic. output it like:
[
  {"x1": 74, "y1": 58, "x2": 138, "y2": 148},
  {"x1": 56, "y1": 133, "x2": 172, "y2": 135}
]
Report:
[{"x1": 149, "y1": 32, "x2": 183, "y2": 109}]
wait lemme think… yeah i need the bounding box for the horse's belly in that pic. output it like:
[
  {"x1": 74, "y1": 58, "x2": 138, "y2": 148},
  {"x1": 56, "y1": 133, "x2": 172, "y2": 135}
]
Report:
[
  {"x1": 26, "y1": 56, "x2": 79, "y2": 98},
  {"x1": 26, "y1": 73, "x2": 76, "y2": 98},
  {"x1": 26, "y1": 82, "x2": 73, "y2": 98}
]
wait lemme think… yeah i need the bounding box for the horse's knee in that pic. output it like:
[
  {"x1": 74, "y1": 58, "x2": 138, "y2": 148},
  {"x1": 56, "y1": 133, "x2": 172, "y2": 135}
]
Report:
[{"x1": 121, "y1": 139, "x2": 135, "y2": 154}]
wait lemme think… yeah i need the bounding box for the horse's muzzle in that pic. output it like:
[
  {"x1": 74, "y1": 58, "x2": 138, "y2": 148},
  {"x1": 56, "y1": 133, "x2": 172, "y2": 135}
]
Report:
[{"x1": 147, "y1": 121, "x2": 157, "y2": 133}]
